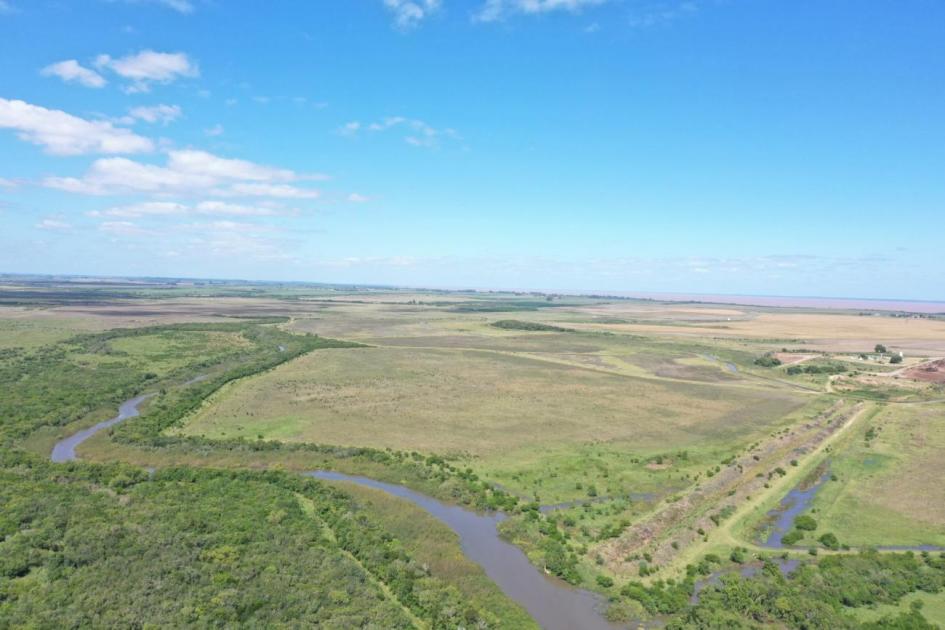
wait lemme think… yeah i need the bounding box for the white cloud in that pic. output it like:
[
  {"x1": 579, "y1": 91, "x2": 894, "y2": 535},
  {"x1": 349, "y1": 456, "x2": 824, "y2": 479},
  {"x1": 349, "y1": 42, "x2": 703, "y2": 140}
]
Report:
[
  {"x1": 95, "y1": 50, "x2": 198, "y2": 93},
  {"x1": 0, "y1": 98, "x2": 154, "y2": 155},
  {"x1": 219, "y1": 183, "x2": 320, "y2": 199},
  {"x1": 88, "y1": 200, "x2": 283, "y2": 220},
  {"x1": 168, "y1": 149, "x2": 295, "y2": 182},
  {"x1": 628, "y1": 1, "x2": 698, "y2": 28},
  {"x1": 87, "y1": 201, "x2": 188, "y2": 218},
  {"x1": 204, "y1": 123, "x2": 224, "y2": 136},
  {"x1": 194, "y1": 201, "x2": 280, "y2": 216},
  {"x1": 347, "y1": 193, "x2": 370, "y2": 203},
  {"x1": 339, "y1": 121, "x2": 361, "y2": 136},
  {"x1": 46, "y1": 157, "x2": 212, "y2": 195},
  {"x1": 41, "y1": 60, "x2": 107, "y2": 88},
  {"x1": 0, "y1": 177, "x2": 16, "y2": 188},
  {"x1": 99, "y1": 220, "x2": 154, "y2": 236},
  {"x1": 45, "y1": 150, "x2": 323, "y2": 198},
  {"x1": 383, "y1": 0, "x2": 441, "y2": 29},
  {"x1": 107, "y1": 0, "x2": 195, "y2": 13},
  {"x1": 341, "y1": 116, "x2": 458, "y2": 149},
  {"x1": 125, "y1": 104, "x2": 182, "y2": 125},
  {"x1": 475, "y1": 0, "x2": 606, "y2": 22},
  {"x1": 35, "y1": 218, "x2": 72, "y2": 230}
]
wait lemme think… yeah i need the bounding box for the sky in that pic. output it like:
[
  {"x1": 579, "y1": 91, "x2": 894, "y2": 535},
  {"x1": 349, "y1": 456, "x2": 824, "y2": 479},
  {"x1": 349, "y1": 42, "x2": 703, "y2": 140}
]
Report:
[{"x1": 1, "y1": 0, "x2": 943, "y2": 300}]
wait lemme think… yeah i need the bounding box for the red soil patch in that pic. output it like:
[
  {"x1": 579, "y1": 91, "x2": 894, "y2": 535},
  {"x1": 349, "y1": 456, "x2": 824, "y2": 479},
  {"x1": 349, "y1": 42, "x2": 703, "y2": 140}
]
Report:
[
  {"x1": 905, "y1": 359, "x2": 945, "y2": 384},
  {"x1": 775, "y1": 353, "x2": 818, "y2": 365}
]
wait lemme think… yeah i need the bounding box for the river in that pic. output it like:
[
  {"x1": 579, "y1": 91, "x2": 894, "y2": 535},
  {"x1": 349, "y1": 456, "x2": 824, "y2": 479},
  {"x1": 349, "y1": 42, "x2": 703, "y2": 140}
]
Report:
[{"x1": 50, "y1": 394, "x2": 622, "y2": 630}]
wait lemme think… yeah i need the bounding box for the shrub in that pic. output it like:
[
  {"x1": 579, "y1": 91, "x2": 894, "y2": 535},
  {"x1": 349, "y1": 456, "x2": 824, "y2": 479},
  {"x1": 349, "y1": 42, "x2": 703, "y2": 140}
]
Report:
[
  {"x1": 754, "y1": 355, "x2": 782, "y2": 368},
  {"x1": 818, "y1": 532, "x2": 840, "y2": 550},
  {"x1": 596, "y1": 575, "x2": 614, "y2": 588}
]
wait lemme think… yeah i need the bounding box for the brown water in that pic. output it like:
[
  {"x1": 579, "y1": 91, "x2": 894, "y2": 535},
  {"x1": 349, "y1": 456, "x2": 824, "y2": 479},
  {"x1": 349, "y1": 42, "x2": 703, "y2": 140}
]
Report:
[{"x1": 308, "y1": 471, "x2": 624, "y2": 630}]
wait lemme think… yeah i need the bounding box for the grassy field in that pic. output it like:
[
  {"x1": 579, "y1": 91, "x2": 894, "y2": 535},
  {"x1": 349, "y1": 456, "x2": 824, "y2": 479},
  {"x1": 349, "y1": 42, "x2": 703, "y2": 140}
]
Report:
[
  {"x1": 178, "y1": 343, "x2": 806, "y2": 503},
  {"x1": 4, "y1": 281, "x2": 945, "y2": 629},
  {"x1": 807, "y1": 402, "x2": 945, "y2": 547},
  {"x1": 849, "y1": 590, "x2": 945, "y2": 626}
]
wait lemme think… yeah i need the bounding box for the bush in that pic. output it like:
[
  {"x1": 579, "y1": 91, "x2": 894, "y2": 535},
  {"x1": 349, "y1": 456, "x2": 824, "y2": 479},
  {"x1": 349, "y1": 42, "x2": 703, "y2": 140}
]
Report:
[
  {"x1": 819, "y1": 532, "x2": 840, "y2": 550},
  {"x1": 795, "y1": 515, "x2": 818, "y2": 531},
  {"x1": 754, "y1": 355, "x2": 782, "y2": 368},
  {"x1": 596, "y1": 575, "x2": 614, "y2": 588},
  {"x1": 781, "y1": 530, "x2": 804, "y2": 546}
]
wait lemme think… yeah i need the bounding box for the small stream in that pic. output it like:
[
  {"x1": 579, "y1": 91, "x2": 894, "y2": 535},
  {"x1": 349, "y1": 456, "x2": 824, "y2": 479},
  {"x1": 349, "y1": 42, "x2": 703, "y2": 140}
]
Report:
[
  {"x1": 760, "y1": 469, "x2": 945, "y2": 552},
  {"x1": 761, "y1": 470, "x2": 832, "y2": 548},
  {"x1": 51, "y1": 394, "x2": 153, "y2": 463}
]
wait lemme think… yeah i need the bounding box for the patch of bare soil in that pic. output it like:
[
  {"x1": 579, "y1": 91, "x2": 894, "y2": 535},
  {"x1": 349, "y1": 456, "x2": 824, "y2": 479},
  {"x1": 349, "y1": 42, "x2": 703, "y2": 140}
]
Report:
[
  {"x1": 905, "y1": 359, "x2": 945, "y2": 384},
  {"x1": 774, "y1": 353, "x2": 818, "y2": 365}
]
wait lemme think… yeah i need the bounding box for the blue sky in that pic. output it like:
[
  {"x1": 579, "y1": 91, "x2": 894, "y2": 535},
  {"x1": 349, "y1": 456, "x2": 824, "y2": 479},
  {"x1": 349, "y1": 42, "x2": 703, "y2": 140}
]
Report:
[{"x1": 1, "y1": 0, "x2": 943, "y2": 299}]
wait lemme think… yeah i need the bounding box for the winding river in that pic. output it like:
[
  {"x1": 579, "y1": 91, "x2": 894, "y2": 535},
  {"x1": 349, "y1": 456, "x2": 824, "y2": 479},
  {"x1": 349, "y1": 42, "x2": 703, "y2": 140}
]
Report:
[
  {"x1": 53, "y1": 387, "x2": 944, "y2": 628},
  {"x1": 50, "y1": 393, "x2": 620, "y2": 630},
  {"x1": 308, "y1": 472, "x2": 619, "y2": 630},
  {"x1": 51, "y1": 394, "x2": 153, "y2": 463}
]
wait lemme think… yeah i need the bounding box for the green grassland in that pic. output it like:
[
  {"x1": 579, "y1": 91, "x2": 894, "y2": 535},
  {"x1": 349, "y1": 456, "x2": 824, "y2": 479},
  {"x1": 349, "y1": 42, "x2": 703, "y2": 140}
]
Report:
[
  {"x1": 849, "y1": 590, "x2": 945, "y2": 627},
  {"x1": 807, "y1": 403, "x2": 945, "y2": 547}
]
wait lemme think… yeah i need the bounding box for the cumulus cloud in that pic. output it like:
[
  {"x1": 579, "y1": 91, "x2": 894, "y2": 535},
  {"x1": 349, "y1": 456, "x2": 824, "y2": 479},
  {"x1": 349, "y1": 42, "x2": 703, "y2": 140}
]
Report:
[
  {"x1": 90, "y1": 200, "x2": 283, "y2": 218},
  {"x1": 341, "y1": 116, "x2": 458, "y2": 148},
  {"x1": 99, "y1": 220, "x2": 154, "y2": 237},
  {"x1": 220, "y1": 183, "x2": 320, "y2": 199},
  {"x1": 383, "y1": 0, "x2": 440, "y2": 29},
  {"x1": 87, "y1": 201, "x2": 188, "y2": 218},
  {"x1": 40, "y1": 60, "x2": 107, "y2": 88},
  {"x1": 347, "y1": 193, "x2": 370, "y2": 203},
  {"x1": 95, "y1": 50, "x2": 198, "y2": 93},
  {"x1": 0, "y1": 98, "x2": 154, "y2": 155},
  {"x1": 44, "y1": 149, "x2": 323, "y2": 198},
  {"x1": 35, "y1": 218, "x2": 72, "y2": 230},
  {"x1": 168, "y1": 149, "x2": 296, "y2": 183},
  {"x1": 106, "y1": 0, "x2": 195, "y2": 13},
  {"x1": 475, "y1": 0, "x2": 606, "y2": 22},
  {"x1": 123, "y1": 104, "x2": 182, "y2": 125},
  {"x1": 628, "y1": 1, "x2": 698, "y2": 28}
]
